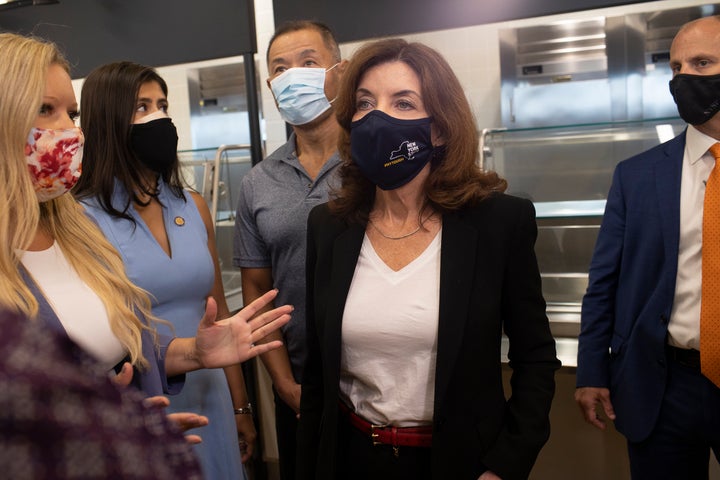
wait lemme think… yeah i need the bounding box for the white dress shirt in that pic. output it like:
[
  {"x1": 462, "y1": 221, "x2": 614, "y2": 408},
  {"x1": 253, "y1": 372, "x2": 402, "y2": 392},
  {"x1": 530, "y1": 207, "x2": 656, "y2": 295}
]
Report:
[{"x1": 668, "y1": 125, "x2": 719, "y2": 349}]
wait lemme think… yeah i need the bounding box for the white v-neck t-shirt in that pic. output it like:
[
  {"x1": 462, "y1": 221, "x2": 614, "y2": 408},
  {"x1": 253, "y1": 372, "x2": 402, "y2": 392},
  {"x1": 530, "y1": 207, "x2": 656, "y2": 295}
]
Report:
[
  {"x1": 20, "y1": 241, "x2": 126, "y2": 370},
  {"x1": 339, "y1": 230, "x2": 441, "y2": 427}
]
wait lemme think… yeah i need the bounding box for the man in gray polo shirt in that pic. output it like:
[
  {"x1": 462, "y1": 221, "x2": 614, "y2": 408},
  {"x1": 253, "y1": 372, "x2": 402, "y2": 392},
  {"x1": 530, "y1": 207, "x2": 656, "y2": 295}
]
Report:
[{"x1": 232, "y1": 20, "x2": 344, "y2": 480}]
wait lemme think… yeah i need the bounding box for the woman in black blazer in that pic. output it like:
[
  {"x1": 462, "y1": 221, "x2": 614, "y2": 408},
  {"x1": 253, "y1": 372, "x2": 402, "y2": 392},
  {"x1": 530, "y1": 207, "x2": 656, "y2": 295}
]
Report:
[{"x1": 296, "y1": 38, "x2": 559, "y2": 480}]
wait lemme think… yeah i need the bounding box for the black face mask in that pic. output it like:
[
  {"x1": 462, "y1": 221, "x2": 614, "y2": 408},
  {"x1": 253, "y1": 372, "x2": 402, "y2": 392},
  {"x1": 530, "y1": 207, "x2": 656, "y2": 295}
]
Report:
[
  {"x1": 350, "y1": 110, "x2": 436, "y2": 190},
  {"x1": 130, "y1": 117, "x2": 179, "y2": 174},
  {"x1": 669, "y1": 73, "x2": 720, "y2": 125}
]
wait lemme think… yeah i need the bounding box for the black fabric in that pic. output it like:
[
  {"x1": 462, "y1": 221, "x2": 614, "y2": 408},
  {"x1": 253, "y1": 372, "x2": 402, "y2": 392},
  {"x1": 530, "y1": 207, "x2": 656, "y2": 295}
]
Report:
[
  {"x1": 350, "y1": 110, "x2": 434, "y2": 190},
  {"x1": 274, "y1": 388, "x2": 298, "y2": 480},
  {"x1": 669, "y1": 73, "x2": 720, "y2": 125},
  {"x1": 336, "y1": 411, "x2": 433, "y2": 480},
  {"x1": 626, "y1": 357, "x2": 720, "y2": 479},
  {"x1": 297, "y1": 195, "x2": 560, "y2": 480},
  {"x1": 130, "y1": 118, "x2": 179, "y2": 175}
]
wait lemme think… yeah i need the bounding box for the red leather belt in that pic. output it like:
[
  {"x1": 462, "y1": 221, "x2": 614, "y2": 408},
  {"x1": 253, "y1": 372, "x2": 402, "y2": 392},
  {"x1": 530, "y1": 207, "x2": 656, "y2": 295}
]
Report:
[{"x1": 339, "y1": 401, "x2": 432, "y2": 448}]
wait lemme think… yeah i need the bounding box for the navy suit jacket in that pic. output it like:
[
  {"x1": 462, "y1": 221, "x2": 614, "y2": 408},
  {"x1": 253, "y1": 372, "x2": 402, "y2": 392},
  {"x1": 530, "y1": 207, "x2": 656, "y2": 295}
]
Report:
[
  {"x1": 577, "y1": 131, "x2": 686, "y2": 442},
  {"x1": 297, "y1": 194, "x2": 559, "y2": 480}
]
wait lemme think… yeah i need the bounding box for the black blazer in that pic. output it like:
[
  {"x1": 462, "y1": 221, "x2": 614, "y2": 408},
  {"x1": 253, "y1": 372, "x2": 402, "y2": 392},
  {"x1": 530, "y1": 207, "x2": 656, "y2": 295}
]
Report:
[{"x1": 297, "y1": 194, "x2": 560, "y2": 480}]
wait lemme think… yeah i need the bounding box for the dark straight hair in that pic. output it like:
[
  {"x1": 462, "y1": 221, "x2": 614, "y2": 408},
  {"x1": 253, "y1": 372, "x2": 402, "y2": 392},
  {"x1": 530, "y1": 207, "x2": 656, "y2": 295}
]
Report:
[
  {"x1": 74, "y1": 61, "x2": 185, "y2": 223},
  {"x1": 266, "y1": 20, "x2": 341, "y2": 65}
]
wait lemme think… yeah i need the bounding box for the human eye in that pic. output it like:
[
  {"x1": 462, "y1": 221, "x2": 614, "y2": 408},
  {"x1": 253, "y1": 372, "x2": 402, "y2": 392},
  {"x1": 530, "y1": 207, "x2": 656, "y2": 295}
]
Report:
[
  {"x1": 159, "y1": 101, "x2": 169, "y2": 113},
  {"x1": 355, "y1": 98, "x2": 374, "y2": 111},
  {"x1": 38, "y1": 103, "x2": 53, "y2": 116},
  {"x1": 136, "y1": 103, "x2": 147, "y2": 113},
  {"x1": 68, "y1": 110, "x2": 79, "y2": 122},
  {"x1": 396, "y1": 99, "x2": 415, "y2": 111},
  {"x1": 303, "y1": 59, "x2": 318, "y2": 67},
  {"x1": 272, "y1": 65, "x2": 287, "y2": 76}
]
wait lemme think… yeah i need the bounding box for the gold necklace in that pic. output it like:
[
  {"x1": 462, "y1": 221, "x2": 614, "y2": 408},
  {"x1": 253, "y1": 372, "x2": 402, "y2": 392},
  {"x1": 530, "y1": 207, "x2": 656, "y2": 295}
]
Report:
[{"x1": 369, "y1": 209, "x2": 432, "y2": 240}]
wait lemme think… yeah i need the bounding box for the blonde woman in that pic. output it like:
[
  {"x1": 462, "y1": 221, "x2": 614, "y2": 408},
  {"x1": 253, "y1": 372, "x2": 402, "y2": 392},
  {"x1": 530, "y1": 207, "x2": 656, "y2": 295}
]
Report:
[{"x1": 0, "y1": 32, "x2": 292, "y2": 396}]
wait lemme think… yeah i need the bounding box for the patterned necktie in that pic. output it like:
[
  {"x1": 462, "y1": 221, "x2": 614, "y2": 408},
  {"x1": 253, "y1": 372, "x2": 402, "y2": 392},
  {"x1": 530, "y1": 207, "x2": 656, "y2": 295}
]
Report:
[{"x1": 701, "y1": 143, "x2": 720, "y2": 387}]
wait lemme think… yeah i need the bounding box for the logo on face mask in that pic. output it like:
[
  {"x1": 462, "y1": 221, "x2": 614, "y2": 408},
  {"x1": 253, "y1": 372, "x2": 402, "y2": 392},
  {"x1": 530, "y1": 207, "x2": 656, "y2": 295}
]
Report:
[
  {"x1": 387, "y1": 140, "x2": 421, "y2": 167},
  {"x1": 351, "y1": 110, "x2": 435, "y2": 190},
  {"x1": 25, "y1": 126, "x2": 84, "y2": 202},
  {"x1": 270, "y1": 64, "x2": 338, "y2": 126}
]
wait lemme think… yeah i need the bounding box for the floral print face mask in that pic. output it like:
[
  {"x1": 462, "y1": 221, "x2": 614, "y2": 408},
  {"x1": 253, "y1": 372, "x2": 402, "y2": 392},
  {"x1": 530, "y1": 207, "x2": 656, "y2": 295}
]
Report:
[{"x1": 25, "y1": 126, "x2": 84, "y2": 202}]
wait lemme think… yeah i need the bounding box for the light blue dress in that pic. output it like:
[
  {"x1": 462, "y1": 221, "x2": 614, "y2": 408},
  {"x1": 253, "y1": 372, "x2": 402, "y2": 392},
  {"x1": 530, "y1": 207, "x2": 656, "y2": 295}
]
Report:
[{"x1": 82, "y1": 180, "x2": 245, "y2": 480}]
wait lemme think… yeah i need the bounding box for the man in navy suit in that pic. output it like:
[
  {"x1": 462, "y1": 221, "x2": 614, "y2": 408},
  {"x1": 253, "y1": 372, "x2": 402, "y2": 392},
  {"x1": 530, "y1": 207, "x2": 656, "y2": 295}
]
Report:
[{"x1": 576, "y1": 15, "x2": 720, "y2": 479}]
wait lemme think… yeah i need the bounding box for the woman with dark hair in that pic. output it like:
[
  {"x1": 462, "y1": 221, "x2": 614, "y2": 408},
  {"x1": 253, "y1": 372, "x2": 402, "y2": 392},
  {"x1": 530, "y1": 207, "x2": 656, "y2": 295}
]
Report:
[
  {"x1": 74, "y1": 62, "x2": 254, "y2": 479},
  {"x1": 297, "y1": 38, "x2": 559, "y2": 480}
]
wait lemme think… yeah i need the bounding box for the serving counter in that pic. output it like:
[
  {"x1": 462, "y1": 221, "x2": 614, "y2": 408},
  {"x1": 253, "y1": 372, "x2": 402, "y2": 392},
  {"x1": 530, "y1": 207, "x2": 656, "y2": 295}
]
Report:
[
  {"x1": 482, "y1": 117, "x2": 686, "y2": 371},
  {"x1": 486, "y1": 118, "x2": 717, "y2": 479}
]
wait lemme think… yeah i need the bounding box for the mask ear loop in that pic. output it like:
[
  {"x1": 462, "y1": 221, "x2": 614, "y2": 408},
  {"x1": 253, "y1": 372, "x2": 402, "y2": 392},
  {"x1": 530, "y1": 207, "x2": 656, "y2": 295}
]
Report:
[{"x1": 325, "y1": 62, "x2": 341, "y2": 104}]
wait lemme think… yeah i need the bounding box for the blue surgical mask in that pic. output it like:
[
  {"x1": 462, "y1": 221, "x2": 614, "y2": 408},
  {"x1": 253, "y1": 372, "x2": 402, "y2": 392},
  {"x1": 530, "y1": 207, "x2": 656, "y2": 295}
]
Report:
[{"x1": 270, "y1": 64, "x2": 338, "y2": 125}]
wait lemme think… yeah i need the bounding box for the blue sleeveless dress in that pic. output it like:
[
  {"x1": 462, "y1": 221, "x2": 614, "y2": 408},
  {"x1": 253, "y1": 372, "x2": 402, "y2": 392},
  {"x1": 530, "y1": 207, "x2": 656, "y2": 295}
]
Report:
[{"x1": 82, "y1": 180, "x2": 245, "y2": 480}]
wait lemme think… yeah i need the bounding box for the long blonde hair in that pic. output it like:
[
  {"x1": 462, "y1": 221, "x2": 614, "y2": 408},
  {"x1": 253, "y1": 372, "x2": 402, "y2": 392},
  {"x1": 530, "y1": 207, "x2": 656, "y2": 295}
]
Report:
[{"x1": 0, "y1": 33, "x2": 156, "y2": 368}]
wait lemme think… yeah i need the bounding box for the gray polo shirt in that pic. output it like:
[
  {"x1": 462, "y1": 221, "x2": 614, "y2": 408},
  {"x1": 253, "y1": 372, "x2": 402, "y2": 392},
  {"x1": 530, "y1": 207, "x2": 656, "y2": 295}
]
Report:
[{"x1": 233, "y1": 133, "x2": 341, "y2": 382}]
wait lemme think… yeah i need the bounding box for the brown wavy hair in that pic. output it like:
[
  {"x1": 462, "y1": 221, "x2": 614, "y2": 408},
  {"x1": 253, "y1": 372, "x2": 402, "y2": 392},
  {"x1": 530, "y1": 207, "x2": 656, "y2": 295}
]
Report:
[{"x1": 331, "y1": 38, "x2": 506, "y2": 223}]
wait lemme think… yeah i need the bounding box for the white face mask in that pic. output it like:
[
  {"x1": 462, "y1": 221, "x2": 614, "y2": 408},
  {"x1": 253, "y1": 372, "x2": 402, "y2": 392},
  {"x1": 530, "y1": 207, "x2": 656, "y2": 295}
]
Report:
[{"x1": 269, "y1": 64, "x2": 338, "y2": 126}]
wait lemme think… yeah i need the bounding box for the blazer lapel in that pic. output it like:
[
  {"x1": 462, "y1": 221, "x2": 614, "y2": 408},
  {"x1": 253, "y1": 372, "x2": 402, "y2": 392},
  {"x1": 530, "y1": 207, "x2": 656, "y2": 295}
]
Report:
[
  {"x1": 324, "y1": 222, "x2": 365, "y2": 366},
  {"x1": 655, "y1": 131, "x2": 685, "y2": 295},
  {"x1": 20, "y1": 266, "x2": 67, "y2": 335},
  {"x1": 434, "y1": 212, "x2": 479, "y2": 408}
]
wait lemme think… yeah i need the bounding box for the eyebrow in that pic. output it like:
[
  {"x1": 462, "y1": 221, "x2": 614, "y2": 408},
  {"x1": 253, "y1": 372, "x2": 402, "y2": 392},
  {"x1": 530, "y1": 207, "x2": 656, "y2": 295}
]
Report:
[
  {"x1": 136, "y1": 97, "x2": 168, "y2": 103},
  {"x1": 392, "y1": 89, "x2": 421, "y2": 97},
  {"x1": 355, "y1": 87, "x2": 421, "y2": 98},
  {"x1": 42, "y1": 95, "x2": 79, "y2": 108},
  {"x1": 270, "y1": 48, "x2": 320, "y2": 66}
]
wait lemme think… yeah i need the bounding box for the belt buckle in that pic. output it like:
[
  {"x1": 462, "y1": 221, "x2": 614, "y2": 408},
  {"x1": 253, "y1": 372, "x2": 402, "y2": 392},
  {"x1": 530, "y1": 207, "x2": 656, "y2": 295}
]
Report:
[
  {"x1": 369, "y1": 423, "x2": 387, "y2": 446},
  {"x1": 370, "y1": 423, "x2": 400, "y2": 457}
]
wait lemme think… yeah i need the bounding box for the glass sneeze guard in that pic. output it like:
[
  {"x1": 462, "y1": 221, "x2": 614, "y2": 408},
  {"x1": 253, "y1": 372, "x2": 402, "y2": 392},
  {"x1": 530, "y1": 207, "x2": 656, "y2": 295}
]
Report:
[
  {"x1": 483, "y1": 117, "x2": 687, "y2": 367},
  {"x1": 178, "y1": 145, "x2": 254, "y2": 312}
]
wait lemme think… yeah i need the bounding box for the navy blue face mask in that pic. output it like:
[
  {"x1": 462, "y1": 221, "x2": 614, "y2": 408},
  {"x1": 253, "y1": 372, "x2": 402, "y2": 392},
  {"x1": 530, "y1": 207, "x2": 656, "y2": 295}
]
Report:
[{"x1": 350, "y1": 110, "x2": 435, "y2": 190}]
